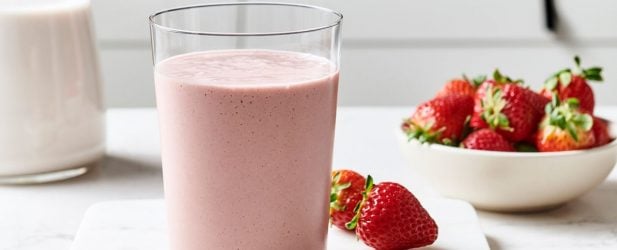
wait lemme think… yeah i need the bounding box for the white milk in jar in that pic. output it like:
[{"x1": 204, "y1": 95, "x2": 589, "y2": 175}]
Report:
[{"x1": 0, "y1": 0, "x2": 104, "y2": 183}]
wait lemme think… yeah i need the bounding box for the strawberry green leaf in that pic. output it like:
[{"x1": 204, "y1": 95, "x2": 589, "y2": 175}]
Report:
[
  {"x1": 345, "y1": 212, "x2": 360, "y2": 230},
  {"x1": 554, "y1": 115, "x2": 566, "y2": 129},
  {"x1": 559, "y1": 71, "x2": 572, "y2": 87},
  {"x1": 583, "y1": 67, "x2": 603, "y2": 81},
  {"x1": 472, "y1": 75, "x2": 487, "y2": 87},
  {"x1": 330, "y1": 193, "x2": 337, "y2": 203},
  {"x1": 545, "y1": 77, "x2": 559, "y2": 90},
  {"x1": 498, "y1": 114, "x2": 510, "y2": 128},
  {"x1": 330, "y1": 201, "x2": 344, "y2": 211},
  {"x1": 579, "y1": 114, "x2": 593, "y2": 131},
  {"x1": 345, "y1": 175, "x2": 374, "y2": 230},
  {"x1": 545, "y1": 103, "x2": 553, "y2": 114},
  {"x1": 493, "y1": 69, "x2": 504, "y2": 83},
  {"x1": 551, "y1": 92, "x2": 560, "y2": 107},
  {"x1": 406, "y1": 120, "x2": 446, "y2": 145},
  {"x1": 351, "y1": 197, "x2": 362, "y2": 214},
  {"x1": 339, "y1": 182, "x2": 352, "y2": 190},
  {"x1": 566, "y1": 98, "x2": 580, "y2": 109},
  {"x1": 332, "y1": 171, "x2": 341, "y2": 182},
  {"x1": 585, "y1": 67, "x2": 602, "y2": 74},
  {"x1": 330, "y1": 172, "x2": 353, "y2": 211},
  {"x1": 364, "y1": 175, "x2": 374, "y2": 194},
  {"x1": 566, "y1": 123, "x2": 579, "y2": 142},
  {"x1": 492, "y1": 69, "x2": 524, "y2": 84},
  {"x1": 571, "y1": 55, "x2": 603, "y2": 81},
  {"x1": 549, "y1": 103, "x2": 567, "y2": 129}
]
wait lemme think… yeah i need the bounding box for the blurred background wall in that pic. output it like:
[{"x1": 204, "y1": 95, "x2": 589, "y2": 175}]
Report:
[{"x1": 93, "y1": 0, "x2": 617, "y2": 107}]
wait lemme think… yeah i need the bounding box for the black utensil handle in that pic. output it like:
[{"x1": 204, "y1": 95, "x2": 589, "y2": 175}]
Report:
[{"x1": 545, "y1": 0, "x2": 558, "y2": 32}]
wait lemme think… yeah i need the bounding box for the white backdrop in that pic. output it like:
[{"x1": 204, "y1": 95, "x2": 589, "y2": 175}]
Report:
[{"x1": 92, "y1": 0, "x2": 617, "y2": 107}]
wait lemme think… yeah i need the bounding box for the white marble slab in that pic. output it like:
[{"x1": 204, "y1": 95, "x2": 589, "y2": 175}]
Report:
[
  {"x1": 70, "y1": 198, "x2": 489, "y2": 250},
  {"x1": 2, "y1": 107, "x2": 617, "y2": 250}
]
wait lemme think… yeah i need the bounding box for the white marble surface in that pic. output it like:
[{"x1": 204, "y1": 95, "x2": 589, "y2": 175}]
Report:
[
  {"x1": 1, "y1": 107, "x2": 617, "y2": 250},
  {"x1": 71, "y1": 198, "x2": 489, "y2": 250}
]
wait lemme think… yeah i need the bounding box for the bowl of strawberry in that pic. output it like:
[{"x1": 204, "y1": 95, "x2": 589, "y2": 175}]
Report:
[{"x1": 399, "y1": 57, "x2": 617, "y2": 212}]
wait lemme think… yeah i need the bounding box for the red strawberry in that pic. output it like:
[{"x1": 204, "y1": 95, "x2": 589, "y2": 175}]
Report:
[
  {"x1": 540, "y1": 75, "x2": 595, "y2": 114},
  {"x1": 403, "y1": 94, "x2": 474, "y2": 145},
  {"x1": 540, "y1": 56, "x2": 603, "y2": 114},
  {"x1": 330, "y1": 170, "x2": 366, "y2": 231},
  {"x1": 470, "y1": 81, "x2": 498, "y2": 128},
  {"x1": 473, "y1": 84, "x2": 536, "y2": 142},
  {"x1": 527, "y1": 90, "x2": 551, "y2": 119},
  {"x1": 535, "y1": 97, "x2": 596, "y2": 152},
  {"x1": 347, "y1": 176, "x2": 438, "y2": 250},
  {"x1": 592, "y1": 117, "x2": 611, "y2": 147},
  {"x1": 462, "y1": 128, "x2": 515, "y2": 152},
  {"x1": 514, "y1": 91, "x2": 550, "y2": 144},
  {"x1": 435, "y1": 75, "x2": 484, "y2": 98},
  {"x1": 470, "y1": 70, "x2": 526, "y2": 129}
]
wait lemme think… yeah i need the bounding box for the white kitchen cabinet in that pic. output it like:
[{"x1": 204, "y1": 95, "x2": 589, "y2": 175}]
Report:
[
  {"x1": 554, "y1": 0, "x2": 617, "y2": 40},
  {"x1": 90, "y1": 0, "x2": 617, "y2": 107}
]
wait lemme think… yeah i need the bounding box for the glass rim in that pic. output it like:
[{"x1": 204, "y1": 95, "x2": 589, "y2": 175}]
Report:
[{"x1": 148, "y1": 2, "x2": 343, "y2": 37}]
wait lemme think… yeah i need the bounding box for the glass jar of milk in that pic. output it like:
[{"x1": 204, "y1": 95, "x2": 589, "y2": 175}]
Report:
[{"x1": 0, "y1": 0, "x2": 104, "y2": 183}]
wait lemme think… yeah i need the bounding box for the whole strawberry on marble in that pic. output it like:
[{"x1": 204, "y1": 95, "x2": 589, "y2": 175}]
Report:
[{"x1": 346, "y1": 176, "x2": 438, "y2": 250}]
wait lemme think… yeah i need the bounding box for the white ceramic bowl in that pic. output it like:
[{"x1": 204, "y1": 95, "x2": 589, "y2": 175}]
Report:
[{"x1": 398, "y1": 123, "x2": 617, "y2": 212}]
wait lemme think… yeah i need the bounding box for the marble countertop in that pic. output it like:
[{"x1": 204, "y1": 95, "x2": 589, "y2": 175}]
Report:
[{"x1": 1, "y1": 107, "x2": 616, "y2": 250}]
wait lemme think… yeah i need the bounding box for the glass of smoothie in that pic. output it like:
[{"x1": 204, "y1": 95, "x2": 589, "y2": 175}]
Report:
[{"x1": 149, "y1": 3, "x2": 342, "y2": 250}]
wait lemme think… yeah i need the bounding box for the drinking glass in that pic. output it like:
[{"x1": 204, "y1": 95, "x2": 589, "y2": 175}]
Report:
[{"x1": 149, "y1": 3, "x2": 342, "y2": 249}]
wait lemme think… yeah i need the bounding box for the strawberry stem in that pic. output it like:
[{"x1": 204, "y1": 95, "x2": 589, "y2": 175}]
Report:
[{"x1": 574, "y1": 55, "x2": 581, "y2": 67}]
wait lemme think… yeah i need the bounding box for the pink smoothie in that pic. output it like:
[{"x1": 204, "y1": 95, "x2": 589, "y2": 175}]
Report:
[{"x1": 154, "y1": 50, "x2": 339, "y2": 250}]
